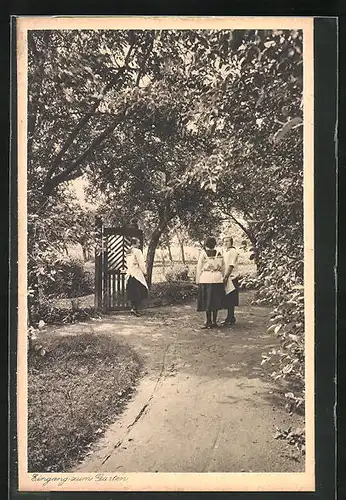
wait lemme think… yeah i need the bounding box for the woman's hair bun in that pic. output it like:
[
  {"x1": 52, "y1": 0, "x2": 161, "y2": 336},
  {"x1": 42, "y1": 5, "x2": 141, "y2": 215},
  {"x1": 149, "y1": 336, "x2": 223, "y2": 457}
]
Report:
[{"x1": 205, "y1": 236, "x2": 216, "y2": 249}]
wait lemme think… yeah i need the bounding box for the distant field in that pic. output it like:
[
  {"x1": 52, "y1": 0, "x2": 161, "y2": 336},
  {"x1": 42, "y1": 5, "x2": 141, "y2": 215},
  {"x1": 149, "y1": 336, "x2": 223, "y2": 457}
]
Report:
[
  {"x1": 76, "y1": 246, "x2": 256, "y2": 285},
  {"x1": 143, "y1": 246, "x2": 255, "y2": 284}
]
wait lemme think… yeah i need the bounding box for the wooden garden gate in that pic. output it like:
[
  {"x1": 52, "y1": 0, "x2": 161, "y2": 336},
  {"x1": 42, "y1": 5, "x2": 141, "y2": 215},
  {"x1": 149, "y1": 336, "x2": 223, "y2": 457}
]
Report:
[{"x1": 95, "y1": 219, "x2": 143, "y2": 312}]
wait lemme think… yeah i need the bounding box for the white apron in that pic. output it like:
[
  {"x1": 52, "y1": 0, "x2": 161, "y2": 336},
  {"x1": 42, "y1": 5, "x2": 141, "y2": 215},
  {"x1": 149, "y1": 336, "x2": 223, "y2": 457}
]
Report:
[
  {"x1": 126, "y1": 248, "x2": 148, "y2": 289},
  {"x1": 196, "y1": 249, "x2": 224, "y2": 284},
  {"x1": 223, "y1": 247, "x2": 239, "y2": 295}
]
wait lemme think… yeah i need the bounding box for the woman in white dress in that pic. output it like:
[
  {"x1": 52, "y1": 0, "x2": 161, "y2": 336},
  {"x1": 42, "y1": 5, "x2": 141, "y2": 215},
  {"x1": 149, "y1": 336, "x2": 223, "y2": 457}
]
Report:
[
  {"x1": 126, "y1": 238, "x2": 148, "y2": 316},
  {"x1": 222, "y1": 236, "x2": 240, "y2": 326}
]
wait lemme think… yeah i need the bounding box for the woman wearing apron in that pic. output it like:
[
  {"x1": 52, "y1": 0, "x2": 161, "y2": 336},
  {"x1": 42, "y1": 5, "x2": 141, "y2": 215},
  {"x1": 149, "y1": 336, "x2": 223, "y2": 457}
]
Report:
[
  {"x1": 126, "y1": 237, "x2": 148, "y2": 316},
  {"x1": 196, "y1": 236, "x2": 225, "y2": 329},
  {"x1": 222, "y1": 236, "x2": 240, "y2": 326}
]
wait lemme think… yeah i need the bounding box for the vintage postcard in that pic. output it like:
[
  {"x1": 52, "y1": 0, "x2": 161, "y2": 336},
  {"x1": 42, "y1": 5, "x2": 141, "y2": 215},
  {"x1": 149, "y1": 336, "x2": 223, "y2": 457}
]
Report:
[{"x1": 15, "y1": 15, "x2": 317, "y2": 493}]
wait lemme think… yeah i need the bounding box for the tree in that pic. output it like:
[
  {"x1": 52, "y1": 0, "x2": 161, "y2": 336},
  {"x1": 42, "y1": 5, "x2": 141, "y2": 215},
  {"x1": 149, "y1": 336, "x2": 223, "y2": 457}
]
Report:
[
  {"x1": 28, "y1": 30, "x2": 160, "y2": 201},
  {"x1": 28, "y1": 28, "x2": 304, "y2": 328},
  {"x1": 180, "y1": 29, "x2": 303, "y2": 273},
  {"x1": 176, "y1": 29, "x2": 305, "y2": 412},
  {"x1": 87, "y1": 156, "x2": 219, "y2": 285},
  {"x1": 29, "y1": 29, "x2": 278, "y2": 284},
  {"x1": 28, "y1": 28, "x2": 250, "y2": 204}
]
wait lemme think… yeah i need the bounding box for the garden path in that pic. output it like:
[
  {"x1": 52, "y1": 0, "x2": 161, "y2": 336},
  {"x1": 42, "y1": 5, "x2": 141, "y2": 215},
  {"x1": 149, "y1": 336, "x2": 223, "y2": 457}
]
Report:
[{"x1": 49, "y1": 291, "x2": 304, "y2": 473}]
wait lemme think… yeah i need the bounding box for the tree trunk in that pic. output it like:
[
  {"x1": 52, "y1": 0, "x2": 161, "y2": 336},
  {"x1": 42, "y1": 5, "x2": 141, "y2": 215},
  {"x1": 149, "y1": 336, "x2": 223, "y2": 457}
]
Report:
[
  {"x1": 146, "y1": 224, "x2": 167, "y2": 286},
  {"x1": 167, "y1": 243, "x2": 173, "y2": 261},
  {"x1": 82, "y1": 245, "x2": 88, "y2": 262},
  {"x1": 179, "y1": 241, "x2": 186, "y2": 264},
  {"x1": 146, "y1": 172, "x2": 172, "y2": 285},
  {"x1": 160, "y1": 249, "x2": 166, "y2": 272},
  {"x1": 174, "y1": 229, "x2": 186, "y2": 264}
]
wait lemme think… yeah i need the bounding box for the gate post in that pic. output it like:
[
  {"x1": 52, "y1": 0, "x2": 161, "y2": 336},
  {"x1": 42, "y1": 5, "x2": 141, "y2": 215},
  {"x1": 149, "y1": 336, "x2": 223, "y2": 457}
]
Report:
[{"x1": 94, "y1": 216, "x2": 103, "y2": 311}]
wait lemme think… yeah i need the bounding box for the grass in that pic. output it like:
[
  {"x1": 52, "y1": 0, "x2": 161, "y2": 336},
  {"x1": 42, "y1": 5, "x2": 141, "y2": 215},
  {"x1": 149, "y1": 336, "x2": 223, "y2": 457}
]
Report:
[{"x1": 28, "y1": 333, "x2": 142, "y2": 472}]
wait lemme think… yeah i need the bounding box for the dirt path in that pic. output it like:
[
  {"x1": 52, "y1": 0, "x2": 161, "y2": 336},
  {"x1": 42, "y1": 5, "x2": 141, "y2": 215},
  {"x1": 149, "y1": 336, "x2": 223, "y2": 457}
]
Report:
[{"x1": 48, "y1": 291, "x2": 304, "y2": 473}]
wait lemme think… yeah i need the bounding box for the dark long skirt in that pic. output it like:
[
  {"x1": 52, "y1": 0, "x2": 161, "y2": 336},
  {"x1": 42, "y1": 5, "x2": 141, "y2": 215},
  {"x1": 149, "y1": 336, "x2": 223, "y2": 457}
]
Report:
[
  {"x1": 223, "y1": 278, "x2": 240, "y2": 308},
  {"x1": 126, "y1": 276, "x2": 148, "y2": 305},
  {"x1": 197, "y1": 283, "x2": 225, "y2": 312}
]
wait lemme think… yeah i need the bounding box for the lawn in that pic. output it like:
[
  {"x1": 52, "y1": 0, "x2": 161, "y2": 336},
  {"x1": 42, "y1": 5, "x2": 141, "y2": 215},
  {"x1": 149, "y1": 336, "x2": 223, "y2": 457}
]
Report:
[{"x1": 28, "y1": 333, "x2": 142, "y2": 472}]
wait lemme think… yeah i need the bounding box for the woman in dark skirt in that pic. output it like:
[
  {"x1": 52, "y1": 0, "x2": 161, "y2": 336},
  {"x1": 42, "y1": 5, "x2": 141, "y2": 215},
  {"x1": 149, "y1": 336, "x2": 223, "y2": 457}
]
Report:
[
  {"x1": 222, "y1": 235, "x2": 240, "y2": 326},
  {"x1": 196, "y1": 236, "x2": 225, "y2": 329},
  {"x1": 126, "y1": 238, "x2": 148, "y2": 316}
]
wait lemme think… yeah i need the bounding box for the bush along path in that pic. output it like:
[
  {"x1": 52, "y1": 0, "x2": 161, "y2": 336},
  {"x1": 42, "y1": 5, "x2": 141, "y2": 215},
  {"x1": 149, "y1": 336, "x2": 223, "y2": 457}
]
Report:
[{"x1": 33, "y1": 290, "x2": 305, "y2": 473}]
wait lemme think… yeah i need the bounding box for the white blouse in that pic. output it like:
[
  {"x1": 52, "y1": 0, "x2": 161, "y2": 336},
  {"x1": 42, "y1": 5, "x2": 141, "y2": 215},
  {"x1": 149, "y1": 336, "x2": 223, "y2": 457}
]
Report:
[
  {"x1": 196, "y1": 249, "x2": 224, "y2": 284},
  {"x1": 126, "y1": 248, "x2": 148, "y2": 289},
  {"x1": 223, "y1": 247, "x2": 239, "y2": 294}
]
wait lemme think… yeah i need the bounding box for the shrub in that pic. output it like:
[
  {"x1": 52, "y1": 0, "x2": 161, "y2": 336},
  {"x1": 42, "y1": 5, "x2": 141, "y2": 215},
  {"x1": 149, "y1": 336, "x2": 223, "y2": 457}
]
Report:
[
  {"x1": 274, "y1": 426, "x2": 305, "y2": 456},
  {"x1": 41, "y1": 256, "x2": 94, "y2": 299},
  {"x1": 148, "y1": 281, "x2": 198, "y2": 306},
  {"x1": 255, "y1": 250, "x2": 305, "y2": 416},
  {"x1": 30, "y1": 296, "x2": 98, "y2": 327},
  {"x1": 261, "y1": 285, "x2": 305, "y2": 412},
  {"x1": 238, "y1": 273, "x2": 263, "y2": 291},
  {"x1": 251, "y1": 254, "x2": 305, "y2": 454},
  {"x1": 164, "y1": 263, "x2": 189, "y2": 282}
]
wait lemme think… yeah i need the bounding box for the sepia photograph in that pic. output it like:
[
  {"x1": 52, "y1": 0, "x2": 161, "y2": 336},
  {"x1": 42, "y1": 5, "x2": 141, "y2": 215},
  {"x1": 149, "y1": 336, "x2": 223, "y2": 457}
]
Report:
[{"x1": 16, "y1": 16, "x2": 315, "y2": 492}]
